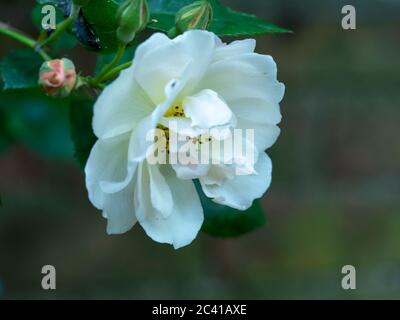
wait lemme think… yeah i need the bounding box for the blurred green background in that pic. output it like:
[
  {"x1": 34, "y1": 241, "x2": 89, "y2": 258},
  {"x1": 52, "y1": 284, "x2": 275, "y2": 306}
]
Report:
[{"x1": 1, "y1": 0, "x2": 400, "y2": 299}]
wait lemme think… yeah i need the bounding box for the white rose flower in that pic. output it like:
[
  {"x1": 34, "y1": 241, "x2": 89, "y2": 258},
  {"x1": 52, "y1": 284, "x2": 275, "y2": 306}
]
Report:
[{"x1": 85, "y1": 30, "x2": 285, "y2": 249}]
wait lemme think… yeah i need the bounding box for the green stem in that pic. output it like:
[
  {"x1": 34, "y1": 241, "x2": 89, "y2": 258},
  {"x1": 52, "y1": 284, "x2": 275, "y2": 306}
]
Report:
[
  {"x1": 77, "y1": 76, "x2": 105, "y2": 91},
  {"x1": 0, "y1": 22, "x2": 51, "y2": 60},
  {"x1": 101, "y1": 61, "x2": 132, "y2": 82},
  {"x1": 38, "y1": 17, "x2": 74, "y2": 48},
  {"x1": 93, "y1": 43, "x2": 126, "y2": 85}
]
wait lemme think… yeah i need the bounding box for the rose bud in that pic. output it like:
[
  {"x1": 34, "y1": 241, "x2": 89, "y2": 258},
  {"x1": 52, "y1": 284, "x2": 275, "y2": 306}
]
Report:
[
  {"x1": 38, "y1": 58, "x2": 77, "y2": 98},
  {"x1": 168, "y1": 0, "x2": 213, "y2": 37},
  {"x1": 116, "y1": 0, "x2": 150, "y2": 45}
]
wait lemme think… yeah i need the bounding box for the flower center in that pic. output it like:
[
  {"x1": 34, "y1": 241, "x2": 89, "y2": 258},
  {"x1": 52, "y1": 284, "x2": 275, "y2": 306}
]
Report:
[{"x1": 164, "y1": 104, "x2": 185, "y2": 118}]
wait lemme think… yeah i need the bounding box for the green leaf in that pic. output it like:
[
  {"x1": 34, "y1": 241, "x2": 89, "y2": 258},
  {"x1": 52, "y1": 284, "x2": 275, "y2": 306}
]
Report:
[
  {"x1": 210, "y1": 0, "x2": 291, "y2": 36},
  {"x1": 37, "y1": 0, "x2": 289, "y2": 53},
  {"x1": 81, "y1": 0, "x2": 127, "y2": 53},
  {"x1": 0, "y1": 50, "x2": 43, "y2": 90},
  {"x1": 0, "y1": 88, "x2": 73, "y2": 158},
  {"x1": 148, "y1": 0, "x2": 291, "y2": 36},
  {"x1": 69, "y1": 97, "x2": 97, "y2": 169},
  {"x1": 197, "y1": 182, "x2": 266, "y2": 238}
]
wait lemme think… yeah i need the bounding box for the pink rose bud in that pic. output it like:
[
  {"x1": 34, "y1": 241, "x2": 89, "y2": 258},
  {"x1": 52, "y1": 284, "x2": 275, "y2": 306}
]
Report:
[{"x1": 38, "y1": 58, "x2": 77, "y2": 97}]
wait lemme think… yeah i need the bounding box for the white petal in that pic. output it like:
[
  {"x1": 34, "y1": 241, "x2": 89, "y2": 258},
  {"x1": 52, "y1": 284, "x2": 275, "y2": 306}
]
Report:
[
  {"x1": 104, "y1": 180, "x2": 137, "y2": 235},
  {"x1": 85, "y1": 133, "x2": 132, "y2": 209},
  {"x1": 147, "y1": 163, "x2": 174, "y2": 218},
  {"x1": 214, "y1": 39, "x2": 256, "y2": 61},
  {"x1": 134, "y1": 162, "x2": 173, "y2": 222},
  {"x1": 134, "y1": 30, "x2": 216, "y2": 104},
  {"x1": 93, "y1": 65, "x2": 154, "y2": 139},
  {"x1": 172, "y1": 163, "x2": 210, "y2": 180},
  {"x1": 229, "y1": 97, "x2": 282, "y2": 126},
  {"x1": 183, "y1": 89, "x2": 233, "y2": 129},
  {"x1": 200, "y1": 164, "x2": 235, "y2": 186},
  {"x1": 133, "y1": 163, "x2": 151, "y2": 222},
  {"x1": 138, "y1": 165, "x2": 204, "y2": 249},
  {"x1": 236, "y1": 118, "x2": 281, "y2": 151},
  {"x1": 200, "y1": 152, "x2": 272, "y2": 210},
  {"x1": 200, "y1": 53, "x2": 285, "y2": 105},
  {"x1": 133, "y1": 33, "x2": 172, "y2": 67}
]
